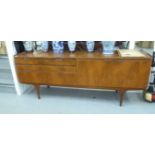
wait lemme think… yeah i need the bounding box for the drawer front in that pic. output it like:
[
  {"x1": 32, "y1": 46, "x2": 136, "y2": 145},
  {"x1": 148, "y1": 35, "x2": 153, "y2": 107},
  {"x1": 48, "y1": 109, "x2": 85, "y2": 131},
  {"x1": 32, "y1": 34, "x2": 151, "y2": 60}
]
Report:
[
  {"x1": 17, "y1": 70, "x2": 77, "y2": 86},
  {"x1": 17, "y1": 71, "x2": 48, "y2": 84},
  {"x1": 47, "y1": 72, "x2": 76, "y2": 86},
  {"x1": 77, "y1": 59, "x2": 151, "y2": 89},
  {"x1": 15, "y1": 58, "x2": 76, "y2": 66},
  {"x1": 15, "y1": 57, "x2": 77, "y2": 85},
  {"x1": 16, "y1": 65, "x2": 76, "y2": 73}
]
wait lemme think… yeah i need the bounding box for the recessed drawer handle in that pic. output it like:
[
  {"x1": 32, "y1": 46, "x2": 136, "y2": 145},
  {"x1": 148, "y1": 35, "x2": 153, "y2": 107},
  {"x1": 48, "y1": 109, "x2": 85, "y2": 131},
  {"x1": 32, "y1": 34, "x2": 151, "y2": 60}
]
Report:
[
  {"x1": 104, "y1": 60, "x2": 124, "y2": 62},
  {"x1": 115, "y1": 60, "x2": 124, "y2": 62},
  {"x1": 53, "y1": 59, "x2": 63, "y2": 61}
]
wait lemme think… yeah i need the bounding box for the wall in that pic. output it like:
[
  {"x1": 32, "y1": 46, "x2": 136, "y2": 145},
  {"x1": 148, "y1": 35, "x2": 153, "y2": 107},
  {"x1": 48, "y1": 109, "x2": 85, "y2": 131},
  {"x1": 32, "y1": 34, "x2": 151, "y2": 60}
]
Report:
[{"x1": 5, "y1": 41, "x2": 32, "y2": 95}]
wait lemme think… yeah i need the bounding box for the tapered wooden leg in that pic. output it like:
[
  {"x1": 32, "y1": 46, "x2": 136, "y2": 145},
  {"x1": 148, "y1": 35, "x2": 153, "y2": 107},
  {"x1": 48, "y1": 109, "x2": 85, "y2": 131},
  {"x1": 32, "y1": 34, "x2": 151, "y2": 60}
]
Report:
[
  {"x1": 34, "y1": 85, "x2": 40, "y2": 99},
  {"x1": 119, "y1": 89, "x2": 125, "y2": 106}
]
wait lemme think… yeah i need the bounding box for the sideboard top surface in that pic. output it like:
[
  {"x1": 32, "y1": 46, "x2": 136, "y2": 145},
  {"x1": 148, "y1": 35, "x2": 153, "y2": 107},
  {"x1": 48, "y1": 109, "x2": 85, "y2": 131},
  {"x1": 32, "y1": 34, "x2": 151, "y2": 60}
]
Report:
[{"x1": 15, "y1": 50, "x2": 152, "y2": 60}]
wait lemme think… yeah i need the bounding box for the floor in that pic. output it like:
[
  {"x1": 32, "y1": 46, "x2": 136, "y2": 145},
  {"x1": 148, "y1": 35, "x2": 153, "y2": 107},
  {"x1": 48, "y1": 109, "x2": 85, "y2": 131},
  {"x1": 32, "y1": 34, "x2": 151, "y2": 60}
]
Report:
[{"x1": 0, "y1": 86, "x2": 155, "y2": 114}]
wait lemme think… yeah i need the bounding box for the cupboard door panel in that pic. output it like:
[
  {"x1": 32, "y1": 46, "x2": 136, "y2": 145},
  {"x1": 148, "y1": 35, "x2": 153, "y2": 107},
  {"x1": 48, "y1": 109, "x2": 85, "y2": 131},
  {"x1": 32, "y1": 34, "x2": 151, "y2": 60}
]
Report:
[
  {"x1": 77, "y1": 59, "x2": 123, "y2": 88},
  {"x1": 77, "y1": 59, "x2": 151, "y2": 88},
  {"x1": 120, "y1": 60, "x2": 151, "y2": 88}
]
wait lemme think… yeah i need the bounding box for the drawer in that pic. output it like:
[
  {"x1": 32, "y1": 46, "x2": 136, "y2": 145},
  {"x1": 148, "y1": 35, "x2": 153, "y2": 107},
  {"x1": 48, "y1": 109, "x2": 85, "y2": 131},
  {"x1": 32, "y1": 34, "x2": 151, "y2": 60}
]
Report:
[
  {"x1": 15, "y1": 58, "x2": 76, "y2": 66},
  {"x1": 17, "y1": 71, "x2": 48, "y2": 84},
  {"x1": 47, "y1": 72, "x2": 76, "y2": 86},
  {"x1": 16, "y1": 65, "x2": 76, "y2": 73},
  {"x1": 17, "y1": 70, "x2": 77, "y2": 86}
]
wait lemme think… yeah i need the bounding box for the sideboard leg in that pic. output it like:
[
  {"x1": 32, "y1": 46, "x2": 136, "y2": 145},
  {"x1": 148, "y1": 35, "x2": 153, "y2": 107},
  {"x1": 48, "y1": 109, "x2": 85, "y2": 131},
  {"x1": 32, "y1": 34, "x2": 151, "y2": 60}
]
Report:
[
  {"x1": 119, "y1": 89, "x2": 126, "y2": 106},
  {"x1": 34, "y1": 85, "x2": 40, "y2": 99}
]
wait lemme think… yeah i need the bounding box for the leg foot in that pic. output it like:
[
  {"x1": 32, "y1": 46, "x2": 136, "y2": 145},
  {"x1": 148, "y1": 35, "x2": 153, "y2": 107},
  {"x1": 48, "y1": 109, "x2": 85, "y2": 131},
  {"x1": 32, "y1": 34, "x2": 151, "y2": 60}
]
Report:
[
  {"x1": 34, "y1": 85, "x2": 40, "y2": 99},
  {"x1": 119, "y1": 89, "x2": 126, "y2": 106}
]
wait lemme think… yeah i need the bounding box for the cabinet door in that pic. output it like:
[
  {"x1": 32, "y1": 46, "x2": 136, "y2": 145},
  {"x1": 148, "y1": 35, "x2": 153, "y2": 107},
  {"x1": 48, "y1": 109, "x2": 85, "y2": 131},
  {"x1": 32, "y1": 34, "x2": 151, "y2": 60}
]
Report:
[{"x1": 77, "y1": 59, "x2": 151, "y2": 89}]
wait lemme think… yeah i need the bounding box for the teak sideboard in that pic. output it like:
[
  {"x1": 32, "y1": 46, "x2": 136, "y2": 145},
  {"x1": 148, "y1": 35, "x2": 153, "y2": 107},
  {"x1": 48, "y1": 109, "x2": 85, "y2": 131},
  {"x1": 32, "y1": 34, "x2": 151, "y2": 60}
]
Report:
[{"x1": 14, "y1": 50, "x2": 152, "y2": 106}]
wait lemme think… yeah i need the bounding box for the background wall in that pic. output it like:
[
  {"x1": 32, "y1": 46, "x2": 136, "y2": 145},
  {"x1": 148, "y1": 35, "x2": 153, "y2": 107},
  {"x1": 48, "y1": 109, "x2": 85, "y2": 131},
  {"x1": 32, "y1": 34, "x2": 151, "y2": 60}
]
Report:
[{"x1": 135, "y1": 41, "x2": 154, "y2": 48}]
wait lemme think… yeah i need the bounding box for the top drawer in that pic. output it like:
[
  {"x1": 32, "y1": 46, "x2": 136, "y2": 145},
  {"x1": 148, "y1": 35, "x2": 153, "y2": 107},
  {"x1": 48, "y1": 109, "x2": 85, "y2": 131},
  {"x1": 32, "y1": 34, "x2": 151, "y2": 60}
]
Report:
[{"x1": 15, "y1": 57, "x2": 76, "y2": 66}]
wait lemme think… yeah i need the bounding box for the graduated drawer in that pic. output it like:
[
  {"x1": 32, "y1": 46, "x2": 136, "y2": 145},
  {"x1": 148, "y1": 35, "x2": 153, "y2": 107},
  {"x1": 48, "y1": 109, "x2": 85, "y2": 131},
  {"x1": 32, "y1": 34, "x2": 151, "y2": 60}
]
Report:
[
  {"x1": 15, "y1": 58, "x2": 76, "y2": 66},
  {"x1": 16, "y1": 70, "x2": 77, "y2": 85},
  {"x1": 16, "y1": 65, "x2": 76, "y2": 73}
]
